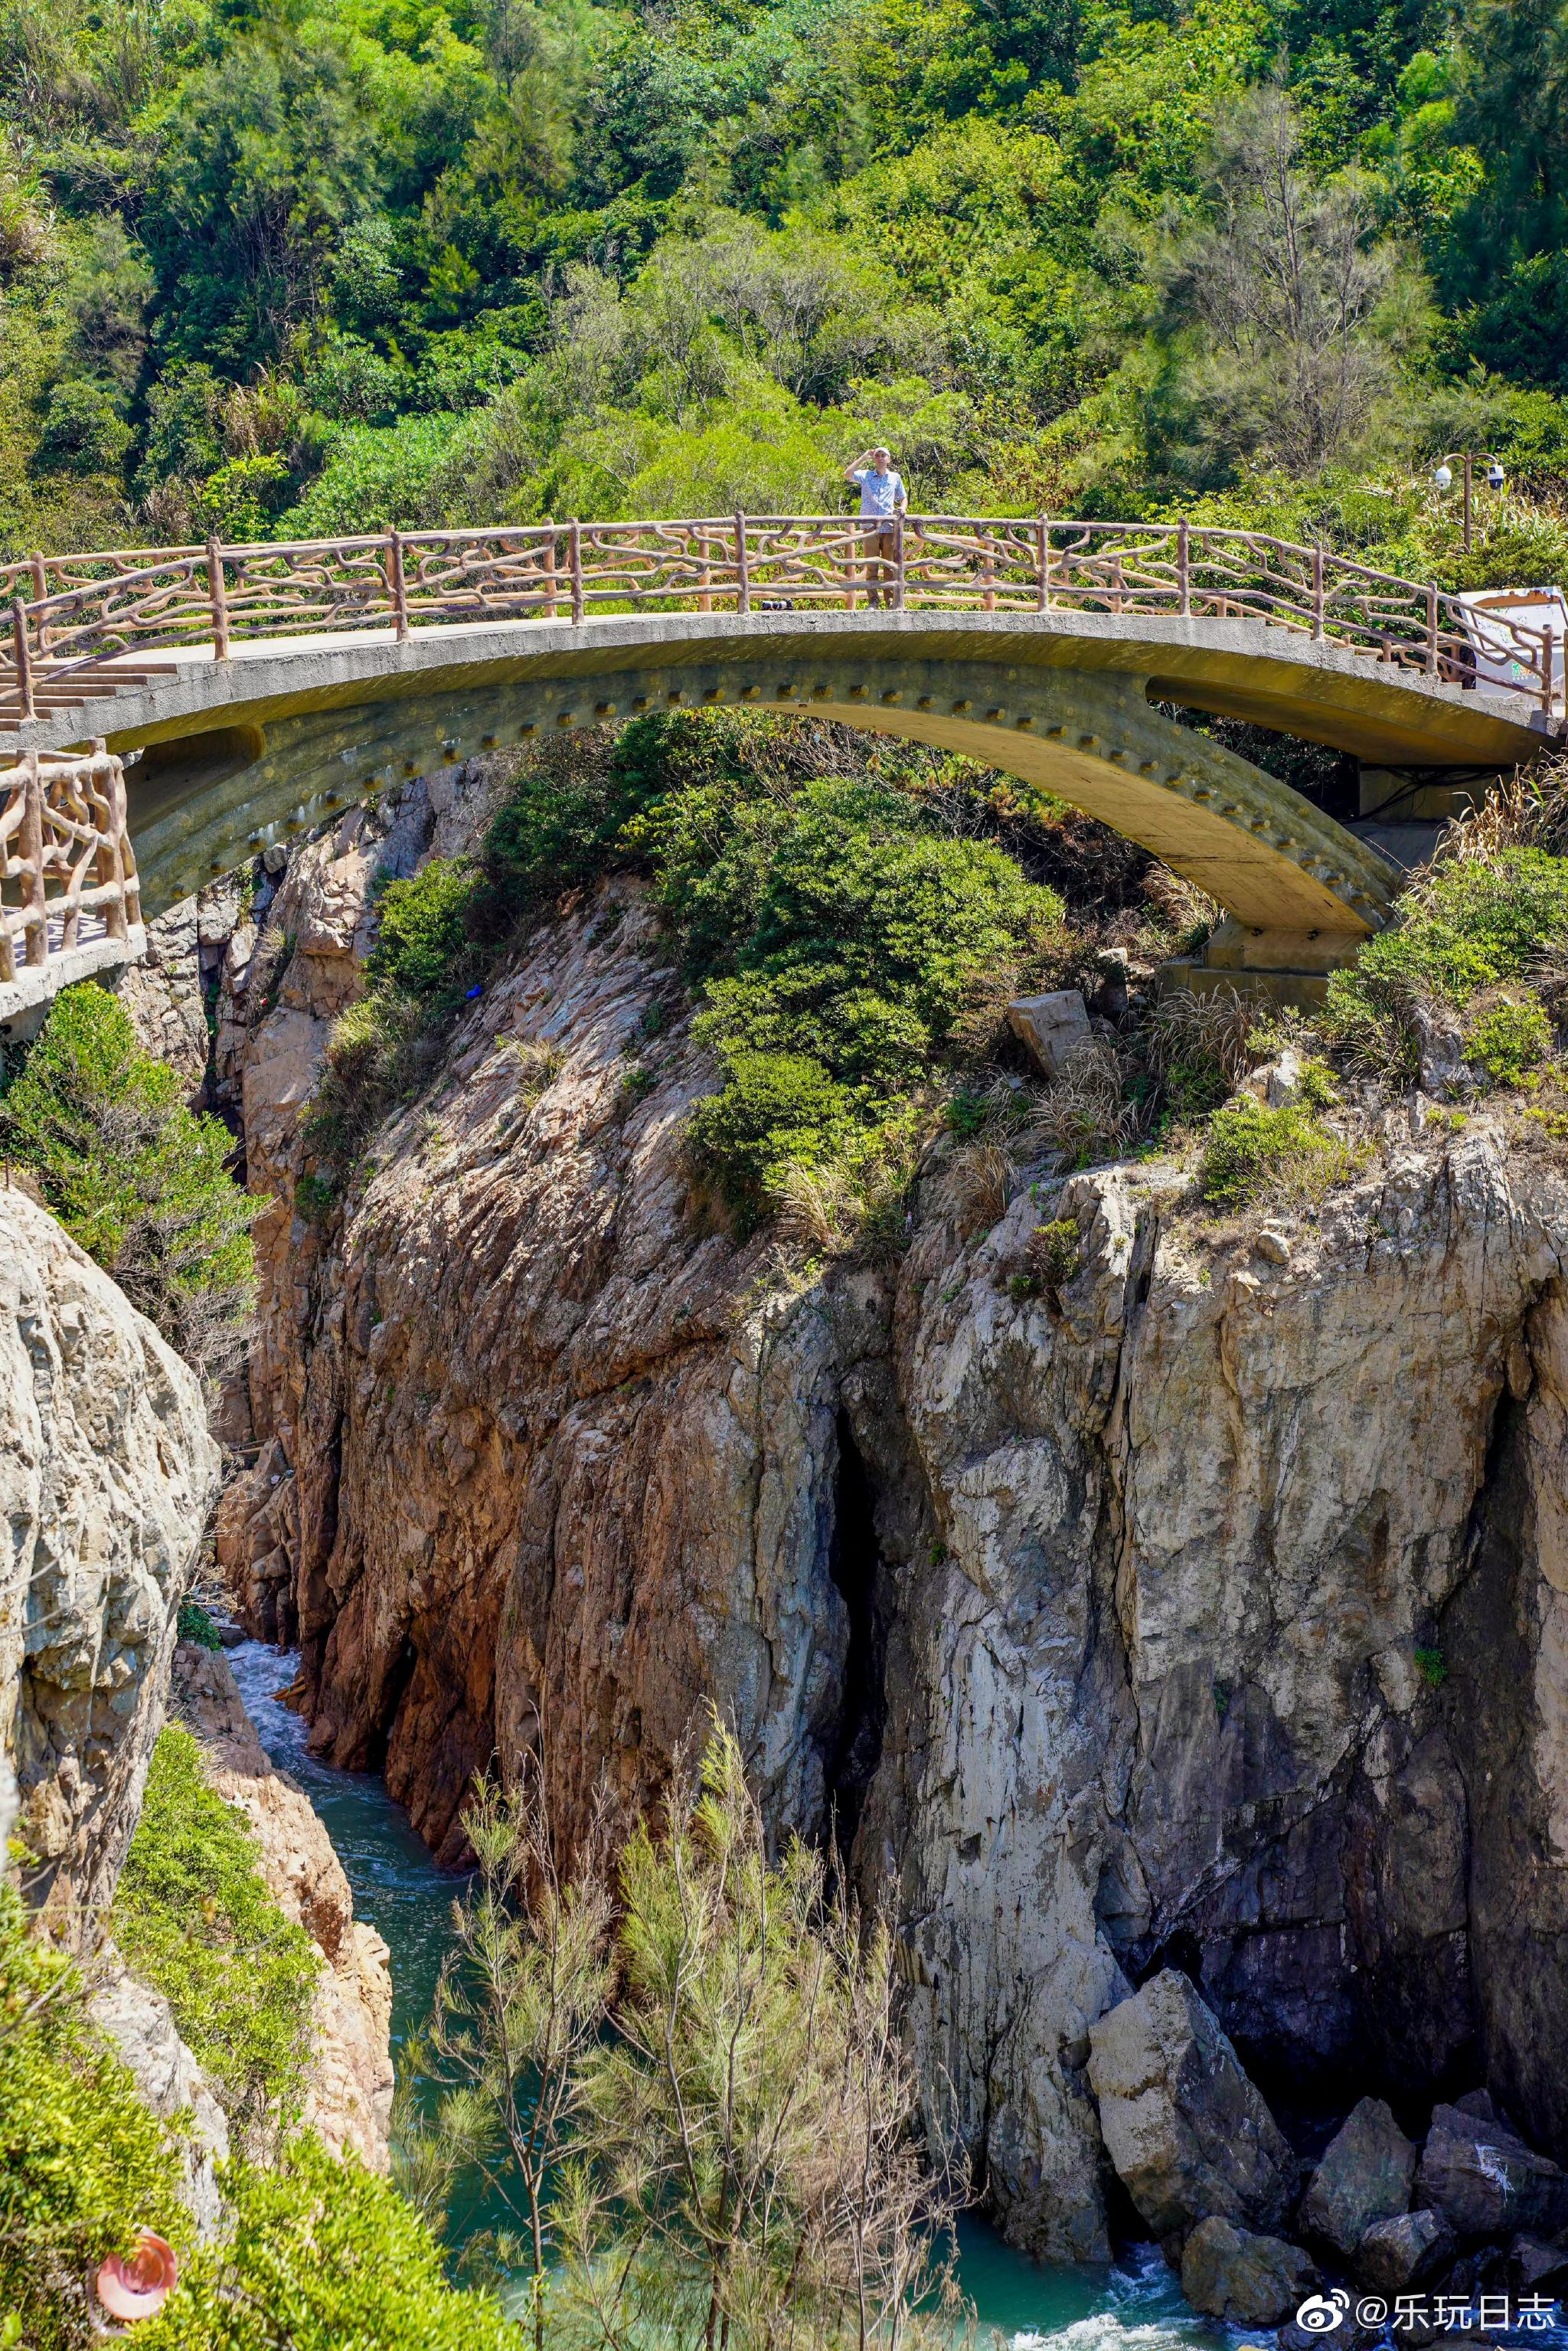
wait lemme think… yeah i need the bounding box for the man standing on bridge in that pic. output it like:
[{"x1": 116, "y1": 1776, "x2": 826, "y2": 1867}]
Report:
[{"x1": 845, "y1": 444, "x2": 907, "y2": 607}]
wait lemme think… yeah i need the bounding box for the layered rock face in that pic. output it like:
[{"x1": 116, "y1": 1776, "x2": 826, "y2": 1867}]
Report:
[
  {"x1": 0, "y1": 1186, "x2": 220, "y2": 1924},
  {"x1": 217, "y1": 817, "x2": 1568, "y2": 2261}
]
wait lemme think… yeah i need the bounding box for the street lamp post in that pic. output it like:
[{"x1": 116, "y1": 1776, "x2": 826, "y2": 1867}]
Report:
[{"x1": 1432, "y1": 451, "x2": 1507, "y2": 552}]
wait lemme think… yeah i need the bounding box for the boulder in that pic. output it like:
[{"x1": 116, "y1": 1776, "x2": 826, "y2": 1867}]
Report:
[
  {"x1": 1181, "y1": 2218, "x2": 1315, "y2": 2326},
  {"x1": 1299, "y1": 2098, "x2": 1418, "y2": 2257},
  {"x1": 1241, "y1": 1045, "x2": 1308, "y2": 1108},
  {"x1": 1086, "y1": 1970, "x2": 1295, "y2": 2238},
  {"x1": 1006, "y1": 988, "x2": 1092, "y2": 1076},
  {"x1": 90, "y1": 1965, "x2": 229, "y2": 2234},
  {"x1": 1355, "y1": 2209, "x2": 1457, "y2": 2294},
  {"x1": 1504, "y1": 2235, "x2": 1568, "y2": 2295},
  {"x1": 1416, "y1": 2103, "x2": 1568, "y2": 2242}
]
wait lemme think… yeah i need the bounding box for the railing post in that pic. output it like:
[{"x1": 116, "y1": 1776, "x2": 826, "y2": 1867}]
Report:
[
  {"x1": 1544, "y1": 623, "x2": 1557, "y2": 718},
  {"x1": 734, "y1": 512, "x2": 750, "y2": 616},
  {"x1": 569, "y1": 521, "x2": 583, "y2": 625},
  {"x1": 387, "y1": 530, "x2": 410, "y2": 641},
  {"x1": 1311, "y1": 544, "x2": 1325, "y2": 642},
  {"x1": 1037, "y1": 517, "x2": 1051, "y2": 613},
  {"x1": 11, "y1": 600, "x2": 34, "y2": 721},
  {"x1": 844, "y1": 524, "x2": 857, "y2": 612},
  {"x1": 30, "y1": 552, "x2": 47, "y2": 656},
  {"x1": 1426, "y1": 582, "x2": 1439, "y2": 676},
  {"x1": 19, "y1": 749, "x2": 46, "y2": 967},
  {"x1": 541, "y1": 522, "x2": 557, "y2": 620},
  {"x1": 893, "y1": 513, "x2": 904, "y2": 612},
  {"x1": 90, "y1": 737, "x2": 129, "y2": 944},
  {"x1": 1177, "y1": 519, "x2": 1191, "y2": 617},
  {"x1": 697, "y1": 528, "x2": 711, "y2": 614},
  {"x1": 205, "y1": 538, "x2": 231, "y2": 659}
]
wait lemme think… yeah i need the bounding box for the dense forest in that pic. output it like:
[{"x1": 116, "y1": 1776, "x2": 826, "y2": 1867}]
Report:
[{"x1": 0, "y1": 0, "x2": 1566, "y2": 580}]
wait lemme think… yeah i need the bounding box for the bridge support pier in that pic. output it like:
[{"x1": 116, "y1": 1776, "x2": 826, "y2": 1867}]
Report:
[{"x1": 1156, "y1": 915, "x2": 1367, "y2": 1012}]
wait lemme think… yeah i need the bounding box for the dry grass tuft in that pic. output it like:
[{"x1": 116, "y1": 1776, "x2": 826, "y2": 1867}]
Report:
[
  {"x1": 1016, "y1": 1038, "x2": 1142, "y2": 1168},
  {"x1": 1140, "y1": 984, "x2": 1263, "y2": 1090},
  {"x1": 511, "y1": 1037, "x2": 564, "y2": 1098},
  {"x1": 949, "y1": 1140, "x2": 1017, "y2": 1234},
  {"x1": 774, "y1": 1160, "x2": 861, "y2": 1254}
]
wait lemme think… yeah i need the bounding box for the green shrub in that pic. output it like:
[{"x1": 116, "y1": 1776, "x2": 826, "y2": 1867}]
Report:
[
  {"x1": 1414, "y1": 1645, "x2": 1449, "y2": 1688},
  {"x1": 686, "y1": 1049, "x2": 858, "y2": 1222},
  {"x1": 0, "y1": 986, "x2": 253, "y2": 1375},
  {"x1": 292, "y1": 1172, "x2": 340, "y2": 1221},
  {"x1": 1199, "y1": 1097, "x2": 1367, "y2": 1208},
  {"x1": 365, "y1": 861, "x2": 483, "y2": 1002},
  {"x1": 1323, "y1": 849, "x2": 1568, "y2": 1071},
  {"x1": 0, "y1": 1884, "x2": 187, "y2": 2351},
  {"x1": 176, "y1": 1600, "x2": 224, "y2": 1651},
  {"x1": 1027, "y1": 1215, "x2": 1082, "y2": 1290},
  {"x1": 1464, "y1": 995, "x2": 1553, "y2": 1085},
  {"x1": 671, "y1": 773, "x2": 1060, "y2": 1220},
  {"x1": 113, "y1": 1728, "x2": 320, "y2": 2139},
  {"x1": 137, "y1": 2136, "x2": 514, "y2": 2351},
  {"x1": 301, "y1": 989, "x2": 430, "y2": 1175},
  {"x1": 474, "y1": 727, "x2": 667, "y2": 932}
]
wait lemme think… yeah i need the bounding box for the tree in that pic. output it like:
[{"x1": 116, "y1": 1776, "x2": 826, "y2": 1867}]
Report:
[
  {"x1": 398, "y1": 1763, "x2": 616, "y2": 2351},
  {"x1": 1154, "y1": 87, "x2": 1419, "y2": 476},
  {"x1": 0, "y1": 984, "x2": 255, "y2": 1378},
  {"x1": 556, "y1": 1720, "x2": 967, "y2": 2351}
]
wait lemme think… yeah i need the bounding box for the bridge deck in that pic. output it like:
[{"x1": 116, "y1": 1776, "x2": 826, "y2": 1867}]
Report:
[{"x1": 2, "y1": 516, "x2": 1560, "y2": 1022}]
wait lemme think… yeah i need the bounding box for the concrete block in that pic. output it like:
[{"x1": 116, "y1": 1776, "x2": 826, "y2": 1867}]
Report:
[{"x1": 1007, "y1": 989, "x2": 1092, "y2": 1076}]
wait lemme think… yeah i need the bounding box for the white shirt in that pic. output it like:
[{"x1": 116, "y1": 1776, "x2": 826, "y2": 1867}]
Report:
[{"x1": 854, "y1": 468, "x2": 906, "y2": 519}]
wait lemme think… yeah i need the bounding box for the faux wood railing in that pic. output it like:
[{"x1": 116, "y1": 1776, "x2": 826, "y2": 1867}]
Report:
[
  {"x1": 0, "y1": 741, "x2": 141, "y2": 986},
  {"x1": 0, "y1": 515, "x2": 1559, "y2": 720}
]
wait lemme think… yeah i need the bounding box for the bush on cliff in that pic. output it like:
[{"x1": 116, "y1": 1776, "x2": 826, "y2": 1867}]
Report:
[
  {"x1": 0, "y1": 1884, "x2": 188, "y2": 2351},
  {"x1": 639, "y1": 747, "x2": 1063, "y2": 1227},
  {"x1": 1199, "y1": 1090, "x2": 1367, "y2": 1209},
  {"x1": 137, "y1": 2137, "x2": 516, "y2": 2351},
  {"x1": 113, "y1": 1728, "x2": 319, "y2": 2143},
  {"x1": 1321, "y1": 847, "x2": 1568, "y2": 1077},
  {"x1": 0, "y1": 985, "x2": 253, "y2": 1375}
]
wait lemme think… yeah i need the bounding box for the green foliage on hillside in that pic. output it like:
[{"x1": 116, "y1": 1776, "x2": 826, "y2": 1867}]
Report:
[
  {"x1": 0, "y1": 986, "x2": 253, "y2": 1375},
  {"x1": 1, "y1": 0, "x2": 1566, "y2": 566},
  {"x1": 113, "y1": 1728, "x2": 320, "y2": 2140},
  {"x1": 0, "y1": 1885, "x2": 188, "y2": 2351},
  {"x1": 306, "y1": 712, "x2": 1066, "y2": 1222},
  {"x1": 1321, "y1": 844, "x2": 1568, "y2": 1077},
  {"x1": 138, "y1": 2137, "x2": 517, "y2": 2351}
]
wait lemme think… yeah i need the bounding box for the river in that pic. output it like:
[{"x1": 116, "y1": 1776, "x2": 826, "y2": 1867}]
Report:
[{"x1": 224, "y1": 1639, "x2": 1232, "y2": 2351}]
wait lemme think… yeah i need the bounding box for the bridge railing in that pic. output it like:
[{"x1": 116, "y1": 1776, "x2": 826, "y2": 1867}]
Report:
[
  {"x1": 2, "y1": 515, "x2": 1559, "y2": 721},
  {"x1": 1, "y1": 741, "x2": 141, "y2": 987}
]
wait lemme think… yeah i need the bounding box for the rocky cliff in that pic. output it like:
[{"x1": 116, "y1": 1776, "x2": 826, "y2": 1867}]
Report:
[
  {"x1": 0, "y1": 1185, "x2": 221, "y2": 1925},
  {"x1": 213, "y1": 804, "x2": 1568, "y2": 2262},
  {"x1": 170, "y1": 1641, "x2": 395, "y2": 2169}
]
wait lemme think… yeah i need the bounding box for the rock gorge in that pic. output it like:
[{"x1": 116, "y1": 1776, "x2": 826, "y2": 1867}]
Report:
[
  {"x1": 0, "y1": 1181, "x2": 394, "y2": 2178},
  {"x1": 185, "y1": 771, "x2": 1568, "y2": 2264}
]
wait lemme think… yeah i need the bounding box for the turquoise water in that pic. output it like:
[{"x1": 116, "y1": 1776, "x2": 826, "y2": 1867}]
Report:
[{"x1": 224, "y1": 1640, "x2": 1229, "y2": 2349}]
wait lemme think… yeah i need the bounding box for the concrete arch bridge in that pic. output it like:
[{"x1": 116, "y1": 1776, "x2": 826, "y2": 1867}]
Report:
[{"x1": 0, "y1": 514, "x2": 1560, "y2": 1024}]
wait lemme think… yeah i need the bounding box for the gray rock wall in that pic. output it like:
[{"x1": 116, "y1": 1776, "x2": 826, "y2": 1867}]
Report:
[{"x1": 0, "y1": 1187, "x2": 221, "y2": 1927}]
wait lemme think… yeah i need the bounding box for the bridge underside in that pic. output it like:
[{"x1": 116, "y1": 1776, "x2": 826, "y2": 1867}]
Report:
[
  {"x1": 10, "y1": 606, "x2": 1544, "y2": 992},
  {"x1": 118, "y1": 653, "x2": 1410, "y2": 968}
]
